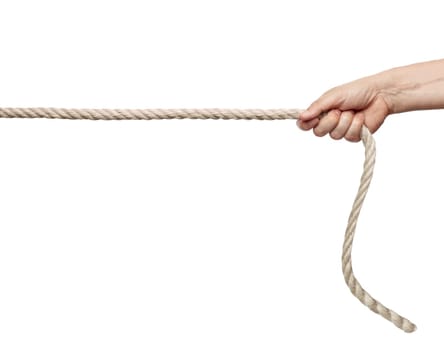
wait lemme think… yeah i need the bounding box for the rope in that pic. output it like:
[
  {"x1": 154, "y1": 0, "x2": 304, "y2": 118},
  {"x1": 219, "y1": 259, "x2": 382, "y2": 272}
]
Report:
[
  {"x1": 0, "y1": 108, "x2": 300, "y2": 120},
  {"x1": 0, "y1": 107, "x2": 416, "y2": 332}
]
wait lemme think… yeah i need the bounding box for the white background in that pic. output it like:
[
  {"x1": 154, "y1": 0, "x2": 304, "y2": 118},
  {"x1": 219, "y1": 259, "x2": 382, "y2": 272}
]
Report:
[{"x1": 0, "y1": 1, "x2": 443, "y2": 349}]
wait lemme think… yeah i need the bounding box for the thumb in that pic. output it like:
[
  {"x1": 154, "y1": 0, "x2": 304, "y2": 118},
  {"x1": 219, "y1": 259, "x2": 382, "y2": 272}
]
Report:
[{"x1": 299, "y1": 93, "x2": 339, "y2": 121}]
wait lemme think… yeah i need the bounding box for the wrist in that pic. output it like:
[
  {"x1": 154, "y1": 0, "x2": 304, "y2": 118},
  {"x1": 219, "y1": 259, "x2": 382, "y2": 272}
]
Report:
[
  {"x1": 374, "y1": 60, "x2": 444, "y2": 113},
  {"x1": 373, "y1": 67, "x2": 416, "y2": 114}
]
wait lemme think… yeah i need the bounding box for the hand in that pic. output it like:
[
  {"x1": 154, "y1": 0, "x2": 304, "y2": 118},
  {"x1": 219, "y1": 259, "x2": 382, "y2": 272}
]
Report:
[{"x1": 297, "y1": 76, "x2": 392, "y2": 142}]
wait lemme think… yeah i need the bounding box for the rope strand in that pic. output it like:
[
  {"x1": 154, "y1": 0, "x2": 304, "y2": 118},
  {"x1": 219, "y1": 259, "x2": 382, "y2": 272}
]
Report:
[{"x1": 0, "y1": 107, "x2": 416, "y2": 332}]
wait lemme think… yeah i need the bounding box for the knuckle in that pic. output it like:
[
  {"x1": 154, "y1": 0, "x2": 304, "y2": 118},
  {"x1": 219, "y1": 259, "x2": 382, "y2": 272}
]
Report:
[
  {"x1": 313, "y1": 128, "x2": 324, "y2": 137},
  {"x1": 331, "y1": 109, "x2": 341, "y2": 118},
  {"x1": 297, "y1": 121, "x2": 310, "y2": 131},
  {"x1": 346, "y1": 135, "x2": 360, "y2": 143},
  {"x1": 326, "y1": 109, "x2": 340, "y2": 122},
  {"x1": 368, "y1": 124, "x2": 379, "y2": 133},
  {"x1": 330, "y1": 131, "x2": 342, "y2": 140}
]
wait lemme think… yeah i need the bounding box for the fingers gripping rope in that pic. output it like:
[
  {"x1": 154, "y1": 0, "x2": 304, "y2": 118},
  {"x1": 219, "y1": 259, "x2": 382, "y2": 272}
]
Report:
[{"x1": 0, "y1": 107, "x2": 416, "y2": 332}]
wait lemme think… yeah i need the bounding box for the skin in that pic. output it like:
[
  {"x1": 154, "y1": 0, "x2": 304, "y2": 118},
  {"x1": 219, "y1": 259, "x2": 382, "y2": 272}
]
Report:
[{"x1": 297, "y1": 59, "x2": 444, "y2": 142}]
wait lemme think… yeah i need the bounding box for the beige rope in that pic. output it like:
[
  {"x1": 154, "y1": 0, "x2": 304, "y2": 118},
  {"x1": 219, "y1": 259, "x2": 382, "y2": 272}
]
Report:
[{"x1": 0, "y1": 107, "x2": 416, "y2": 332}]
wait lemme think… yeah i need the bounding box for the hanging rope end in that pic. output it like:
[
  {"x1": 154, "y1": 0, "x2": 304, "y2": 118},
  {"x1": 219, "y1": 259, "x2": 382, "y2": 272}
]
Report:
[{"x1": 402, "y1": 320, "x2": 417, "y2": 333}]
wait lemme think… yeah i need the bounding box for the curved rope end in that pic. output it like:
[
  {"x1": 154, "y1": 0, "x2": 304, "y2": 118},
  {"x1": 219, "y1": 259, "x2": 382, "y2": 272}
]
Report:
[{"x1": 342, "y1": 126, "x2": 417, "y2": 333}]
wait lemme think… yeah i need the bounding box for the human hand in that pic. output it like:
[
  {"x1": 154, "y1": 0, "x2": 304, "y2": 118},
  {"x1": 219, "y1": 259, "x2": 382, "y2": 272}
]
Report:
[{"x1": 297, "y1": 76, "x2": 392, "y2": 142}]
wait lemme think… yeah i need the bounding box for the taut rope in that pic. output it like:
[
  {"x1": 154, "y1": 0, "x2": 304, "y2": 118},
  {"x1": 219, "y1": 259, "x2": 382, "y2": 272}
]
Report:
[{"x1": 0, "y1": 107, "x2": 416, "y2": 332}]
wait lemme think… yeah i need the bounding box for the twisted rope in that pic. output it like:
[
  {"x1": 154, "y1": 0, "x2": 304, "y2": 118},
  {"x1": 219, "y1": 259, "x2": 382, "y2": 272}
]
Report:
[
  {"x1": 0, "y1": 108, "x2": 300, "y2": 120},
  {"x1": 0, "y1": 107, "x2": 416, "y2": 332}
]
